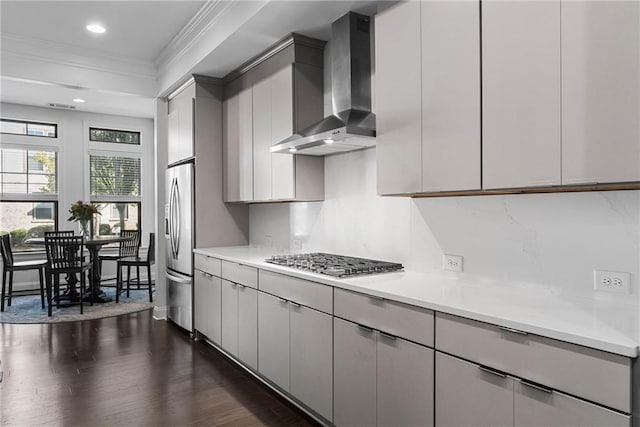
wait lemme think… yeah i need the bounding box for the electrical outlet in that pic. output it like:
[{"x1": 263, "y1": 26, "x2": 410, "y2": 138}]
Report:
[
  {"x1": 443, "y1": 254, "x2": 463, "y2": 272},
  {"x1": 264, "y1": 235, "x2": 273, "y2": 248},
  {"x1": 594, "y1": 270, "x2": 631, "y2": 294},
  {"x1": 292, "y1": 238, "x2": 302, "y2": 250}
]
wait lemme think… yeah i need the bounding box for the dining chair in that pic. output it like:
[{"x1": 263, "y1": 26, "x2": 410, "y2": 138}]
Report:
[
  {"x1": 99, "y1": 229, "x2": 140, "y2": 283},
  {"x1": 0, "y1": 234, "x2": 48, "y2": 312},
  {"x1": 116, "y1": 233, "x2": 155, "y2": 303},
  {"x1": 44, "y1": 235, "x2": 93, "y2": 315}
]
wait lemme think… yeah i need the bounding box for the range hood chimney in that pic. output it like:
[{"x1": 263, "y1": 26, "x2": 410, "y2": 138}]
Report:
[{"x1": 271, "y1": 12, "x2": 375, "y2": 156}]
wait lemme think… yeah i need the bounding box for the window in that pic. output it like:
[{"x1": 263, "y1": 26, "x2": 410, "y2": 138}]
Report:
[
  {"x1": 0, "y1": 148, "x2": 57, "y2": 195},
  {"x1": 0, "y1": 201, "x2": 57, "y2": 251},
  {"x1": 89, "y1": 127, "x2": 140, "y2": 145},
  {"x1": 0, "y1": 147, "x2": 58, "y2": 251},
  {"x1": 90, "y1": 154, "x2": 141, "y2": 237},
  {"x1": 0, "y1": 118, "x2": 57, "y2": 138},
  {"x1": 92, "y1": 202, "x2": 140, "y2": 236}
]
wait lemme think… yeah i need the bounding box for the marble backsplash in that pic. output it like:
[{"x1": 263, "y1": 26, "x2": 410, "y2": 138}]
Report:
[{"x1": 250, "y1": 148, "x2": 640, "y2": 304}]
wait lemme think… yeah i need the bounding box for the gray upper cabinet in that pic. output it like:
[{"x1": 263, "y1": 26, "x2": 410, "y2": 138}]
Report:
[
  {"x1": 223, "y1": 35, "x2": 325, "y2": 203},
  {"x1": 376, "y1": 0, "x2": 480, "y2": 195},
  {"x1": 167, "y1": 83, "x2": 195, "y2": 165},
  {"x1": 482, "y1": 0, "x2": 561, "y2": 190},
  {"x1": 561, "y1": 0, "x2": 640, "y2": 185}
]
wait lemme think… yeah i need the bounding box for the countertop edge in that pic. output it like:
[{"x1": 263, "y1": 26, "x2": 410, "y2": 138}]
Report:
[{"x1": 193, "y1": 247, "x2": 640, "y2": 358}]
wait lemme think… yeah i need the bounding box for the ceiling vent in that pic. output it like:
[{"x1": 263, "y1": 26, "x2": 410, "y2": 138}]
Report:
[{"x1": 48, "y1": 103, "x2": 76, "y2": 110}]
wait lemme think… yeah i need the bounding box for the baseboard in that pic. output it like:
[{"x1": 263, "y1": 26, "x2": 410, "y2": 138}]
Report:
[{"x1": 153, "y1": 305, "x2": 168, "y2": 320}]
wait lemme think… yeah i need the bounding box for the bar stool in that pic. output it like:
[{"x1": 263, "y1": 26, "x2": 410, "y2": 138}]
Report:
[
  {"x1": 117, "y1": 233, "x2": 155, "y2": 303},
  {"x1": 0, "y1": 234, "x2": 48, "y2": 312},
  {"x1": 44, "y1": 235, "x2": 93, "y2": 315}
]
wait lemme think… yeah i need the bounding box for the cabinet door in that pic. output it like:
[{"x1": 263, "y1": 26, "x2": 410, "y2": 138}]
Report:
[
  {"x1": 421, "y1": 0, "x2": 480, "y2": 192},
  {"x1": 561, "y1": 1, "x2": 640, "y2": 184},
  {"x1": 252, "y1": 77, "x2": 272, "y2": 201},
  {"x1": 333, "y1": 318, "x2": 376, "y2": 427},
  {"x1": 193, "y1": 270, "x2": 209, "y2": 337},
  {"x1": 482, "y1": 0, "x2": 561, "y2": 189},
  {"x1": 207, "y1": 275, "x2": 222, "y2": 346},
  {"x1": 168, "y1": 88, "x2": 195, "y2": 165},
  {"x1": 435, "y1": 352, "x2": 514, "y2": 427},
  {"x1": 290, "y1": 304, "x2": 332, "y2": 420},
  {"x1": 375, "y1": 1, "x2": 423, "y2": 195},
  {"x1": 514, "y1": 380, "x2": 630, "y2": 427},
  {"x1": 237, "y1": 285, "x2": 258, "y2": 370},
  {"x1": 257, "y1": 291, "x2": 290, "y2": 391},
  {"x1": 221, "y1": 279, "x2": 238, "y2": 356},
  {"x1": 271, "y1": 65, "x2": 295, "y2": 200},
  {"x1": 223, "y1": 89, "x2": 253, "y2": 202},
  {"x1": 377, "y1": 334, "x2": 434, "y2": 427}
]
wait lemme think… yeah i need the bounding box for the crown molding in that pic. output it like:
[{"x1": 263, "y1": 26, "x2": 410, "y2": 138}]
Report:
[
  {"x1": 155, "y1": 0, "x2": 253, "y2": 75},
  {"x1": 1, "y1": 33, "x2": 157, "y2": 81}
]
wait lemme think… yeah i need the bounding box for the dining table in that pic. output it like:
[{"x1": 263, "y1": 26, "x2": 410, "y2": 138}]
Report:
[{"x1": 25, "y1": 234, "x2": 135, "y2": 303}]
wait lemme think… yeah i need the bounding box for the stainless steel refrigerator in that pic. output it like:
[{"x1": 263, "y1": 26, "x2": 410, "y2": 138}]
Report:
[{"x1": 165, "y1": 161, "x2": 194, "y2": 331}]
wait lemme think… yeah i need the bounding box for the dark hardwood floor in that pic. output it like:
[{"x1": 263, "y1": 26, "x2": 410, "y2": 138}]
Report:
[{"x1": 0, "y1": 309, "x2": 317, "y2": 426}]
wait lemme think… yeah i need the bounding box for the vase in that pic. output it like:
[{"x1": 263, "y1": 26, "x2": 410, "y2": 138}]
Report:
[{"x1": 78, "y1": 219, "x2": 93, "y2": 239}]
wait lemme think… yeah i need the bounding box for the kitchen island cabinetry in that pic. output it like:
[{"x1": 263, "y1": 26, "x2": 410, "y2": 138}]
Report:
[{"x1": 376, "y1": 0, "x2": 480, "y2": 195}]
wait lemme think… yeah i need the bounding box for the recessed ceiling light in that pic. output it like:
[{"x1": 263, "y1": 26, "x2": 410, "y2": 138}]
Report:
[
  {"x1": 86, "y1": 24, "x2": 106, "y2": 34},
  {"x1": 289, "y1": 148, "x2": 297, "y2": 153},
  {"x1": 324, "y1": 139, "x2": 334, "y2": 144},
  {"x1": 73, "y1": 98, "x2": 85, "y2": 103}
]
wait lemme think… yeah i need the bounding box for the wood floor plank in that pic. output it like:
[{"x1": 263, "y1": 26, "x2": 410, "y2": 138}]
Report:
[{"x1": 0, "y1": 309, "x2": 317, "y2": 427}]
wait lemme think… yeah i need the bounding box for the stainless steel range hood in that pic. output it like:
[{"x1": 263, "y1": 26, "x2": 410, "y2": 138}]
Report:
[{"x1": 271, "y1": 12, "x2": 375, "y2": 156}]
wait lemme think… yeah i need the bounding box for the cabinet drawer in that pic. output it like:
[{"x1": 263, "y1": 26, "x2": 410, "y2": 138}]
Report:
[
  {"x1": 334, "y1": 288, "x2": 434, "y2": 347},
  {"x1": 221, "y1": 260, "x2": 258, "y2": 288},
  {"x1": 194, "y1": 254, "x2": 221, "y2": 276},
  {"x1": 258, "y1": 270, "x2": 332, "y2": 314},
  {"x1": 435, "y1": 312, "x2": 632, "y2": 413}
]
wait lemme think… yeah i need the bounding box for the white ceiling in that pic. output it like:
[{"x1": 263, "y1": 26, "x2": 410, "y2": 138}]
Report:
[{"x1": 0, "y1": 0, "x2": 394, "y2": 119}]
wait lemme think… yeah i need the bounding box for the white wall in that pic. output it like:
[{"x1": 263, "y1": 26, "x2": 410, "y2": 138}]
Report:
[
  {"x1": 1, "y1": 102, "x2": 156, "y2": 286},
  {"x1": 250, "y1": 148, "x2": 640, "y2": 304}
]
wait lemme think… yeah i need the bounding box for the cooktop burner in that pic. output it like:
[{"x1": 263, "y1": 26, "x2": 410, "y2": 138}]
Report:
[{"x1": 265, "y1": 253, "x2": 404, "y2": 278}]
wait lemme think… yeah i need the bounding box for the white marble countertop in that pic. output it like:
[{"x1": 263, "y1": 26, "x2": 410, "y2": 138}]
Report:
[{"x1": 194, "y1": 246, "x2": 640, "y2": 357}]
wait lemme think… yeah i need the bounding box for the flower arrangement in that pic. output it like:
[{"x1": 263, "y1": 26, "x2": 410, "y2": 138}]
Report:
[{"x1": 68, "y1": 200, "x2": 100, "y2": 222}]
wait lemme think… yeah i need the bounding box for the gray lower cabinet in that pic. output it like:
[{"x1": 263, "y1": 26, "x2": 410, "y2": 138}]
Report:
[
  {"x1": 333, "y1": 317, "x2": 434, "y2": 427},
  {"x1": 257, "y1": 291, "x2": 333, "y2": 421},
  {"x1": 436, "y1": 352, "x2": 631, "y2": 427},
  {"x1": 257, "y1": 291, "x2": 290, "y2": 390},
  {"x1": 514, "y1": 380, "x2": 630, "y2": 427},
  {"x1": 221, "y1": 279, "x2": 257, "y2": 369},
  {"x1": 436, "y1": 352, "x2": 514, "y2": 427},
  {"x1": 193, "y1": 269, "x2": 222, "y2": 345}
]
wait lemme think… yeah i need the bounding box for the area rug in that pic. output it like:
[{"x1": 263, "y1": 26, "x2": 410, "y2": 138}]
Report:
[{"x1": 0, "y1": 288, "x2": 154, "y2": 324}]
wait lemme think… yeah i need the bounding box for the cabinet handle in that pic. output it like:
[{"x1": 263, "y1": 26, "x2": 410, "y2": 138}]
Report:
[
  {"x1": 230, "y1": 282, "x2": 237, "y2": 287},
  {"x1": 277, "y1": 297, "x2": 288, "y2": 304},
  {"x1": 478, "y1": 365, "x2": 507, "y2": 378},
  {"x1": 369, "y1": 295, "x2": 384, "y2": 302},
  {"x1": 519, "y1": 379, "x2": 553, "y2": 394},
  {"x1": 289, "y1": 301, "x2": 301, "y2": 308},
  {"x1": 379, "y1": 331, "x2": 397, "y2": 340},
  {"x1": 357, "y1": 324, "x2": 375, "y2": 333},
  {"x1": 498, "y1": 326, "x2": 528, "y2": 336},
  {"x1": 237, "y1": 283, "x2": 246, "y2": 289}
]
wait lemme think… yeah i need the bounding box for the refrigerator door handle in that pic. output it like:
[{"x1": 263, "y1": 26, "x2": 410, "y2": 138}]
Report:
[
  {"x1": 169, "y1": 177, "x2": 178, "y2": 259},
  {"x1": 173, "y1": 177, "x2": 181, "y2": 257},
  {"x1": 166, "y1": 272, "x2": 191, "y2": 284}
]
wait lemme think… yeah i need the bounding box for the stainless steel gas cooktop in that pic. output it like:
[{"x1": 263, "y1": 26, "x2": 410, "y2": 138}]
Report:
[{"x1": 265, "y1": 253, "x2": 404, "y2": 278}]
